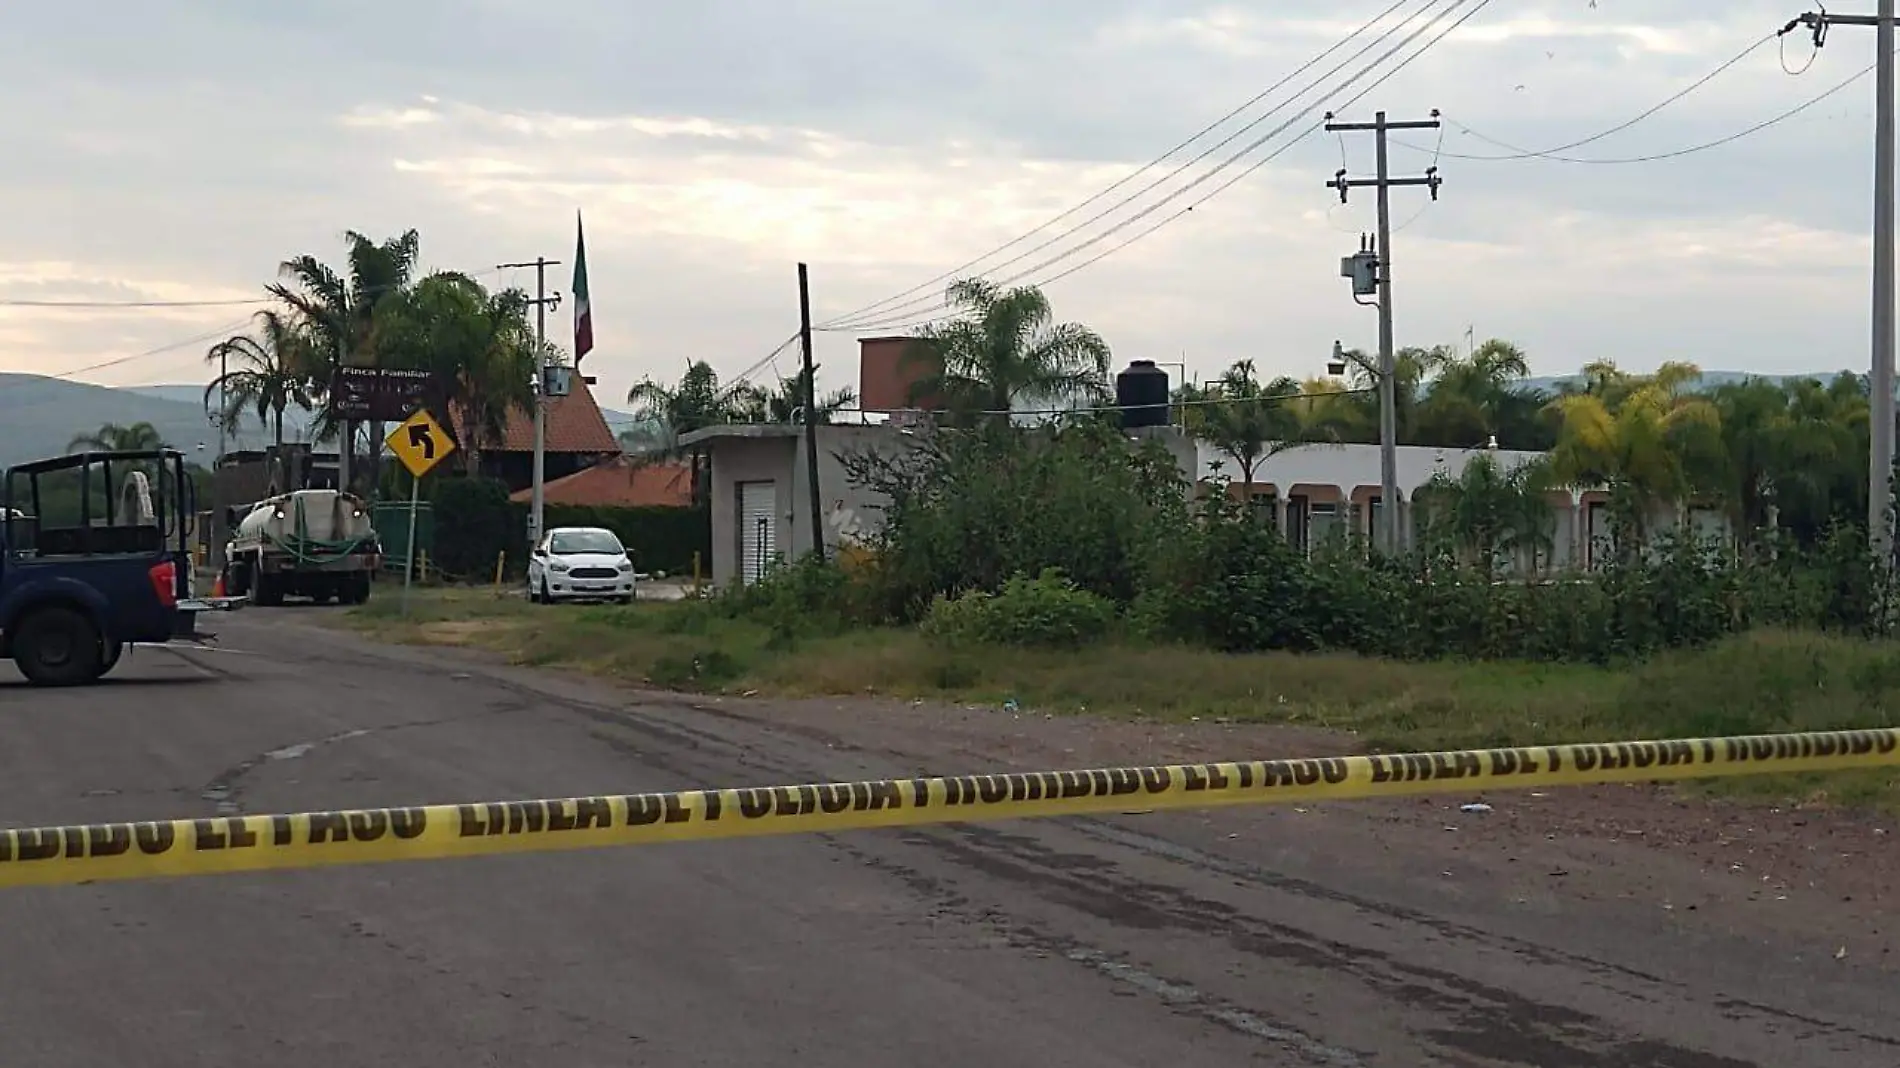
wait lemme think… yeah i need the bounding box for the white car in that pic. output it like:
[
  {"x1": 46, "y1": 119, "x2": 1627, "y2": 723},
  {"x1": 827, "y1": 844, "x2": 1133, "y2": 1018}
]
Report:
[{"x1": 527, "y1": 526, "x2": 637, "y2": 604}]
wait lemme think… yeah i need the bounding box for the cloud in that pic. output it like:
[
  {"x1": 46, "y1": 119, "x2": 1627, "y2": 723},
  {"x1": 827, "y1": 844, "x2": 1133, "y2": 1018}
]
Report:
[{"x1": 0, "y1": 0, "x2": 1884, "y2": 414}]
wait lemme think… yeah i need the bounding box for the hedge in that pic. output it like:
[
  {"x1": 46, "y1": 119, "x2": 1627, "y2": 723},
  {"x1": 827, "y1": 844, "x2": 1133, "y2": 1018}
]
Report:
[
  {"x1": 425, "y1": 476, "x2": 708, "y2": 581},
  {"x1": 535, "y1": 502, "x2": 708, "y2": 576}
]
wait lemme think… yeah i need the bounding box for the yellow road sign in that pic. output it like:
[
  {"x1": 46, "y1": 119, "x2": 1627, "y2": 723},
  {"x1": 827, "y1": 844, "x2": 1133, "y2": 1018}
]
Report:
[{"x1": 387, "y1": 408, "x2": 456, "y2": 479}]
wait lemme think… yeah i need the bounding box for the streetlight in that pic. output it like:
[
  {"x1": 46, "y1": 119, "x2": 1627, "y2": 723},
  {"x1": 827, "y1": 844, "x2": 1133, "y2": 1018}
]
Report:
[
  {"x1": 1327, "y1": 340, "x2": 1350, "y2": 378},
  {"x1": 1324, "y1": 338, "x2": 1399, "y2": 554}
]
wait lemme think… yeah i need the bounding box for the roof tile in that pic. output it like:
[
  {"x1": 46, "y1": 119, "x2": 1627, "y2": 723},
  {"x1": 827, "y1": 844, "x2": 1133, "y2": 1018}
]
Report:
[
  {"x1": 507, "y1": 456, "x2": 694, "y2": 508},
  {"x1": 450, "y1": 378, "x2": 622, "y2": 456}
]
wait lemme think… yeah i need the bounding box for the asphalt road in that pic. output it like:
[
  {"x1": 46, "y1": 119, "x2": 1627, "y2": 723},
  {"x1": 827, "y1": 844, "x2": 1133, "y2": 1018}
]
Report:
[{"x1": 0, "y1": 611, "x2": 1894, "y2": 1066}]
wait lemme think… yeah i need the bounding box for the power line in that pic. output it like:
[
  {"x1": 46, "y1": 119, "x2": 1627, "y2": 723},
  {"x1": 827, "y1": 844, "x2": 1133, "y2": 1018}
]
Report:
[
  {"x1": 620, "y1": 331, "x2": 803, "y2": 419},
  {"x1": 717, "y1": 332, "x2": 802, "y2": 400},
  {"x1": 0, "y1": 297, "x2": 271, "y2": 309},
  {"x1": 832, "y1": 0, "x2": 1491, "y2": 335},
  {"x1": 1428, "y1": 49, "x2": 1887, "y2": 165},
  {"x1": 825, "y1": 0, "x2": 1468, "y2": 333},
  {"x1": 31, "y1": 265, "x2": 510, "y2": 382},
  {"x1": 1389, "y1": 28, "x2": 1781, "y2": 163},
  {"x1": 830, "y1": 0, "x2": 1477, "y2": 334},
  {"x1": 1390, "y1": 122, "x2": 1446, "y2": 232},
  {"x1": 815, "y1": 0, "x2": 1421, "y2": 331},
  {"x1": 40, "y1": 316, "x2": 261, "y2": 381},
  {"x1": 3, "y1": 265, "x2": 506, "y2": 310}
]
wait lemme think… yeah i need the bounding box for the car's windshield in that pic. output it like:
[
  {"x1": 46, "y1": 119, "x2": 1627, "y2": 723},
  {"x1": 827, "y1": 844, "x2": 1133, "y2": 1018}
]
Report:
[{"x1": 550, "y1": 530, "x2": 624, "y2": 556}]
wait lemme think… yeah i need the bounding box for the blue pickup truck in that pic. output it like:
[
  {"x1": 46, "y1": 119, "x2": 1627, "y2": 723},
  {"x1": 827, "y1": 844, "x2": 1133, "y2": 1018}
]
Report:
[{"x1": 1, "y1": 448, "x2": 241, "y2": 686}]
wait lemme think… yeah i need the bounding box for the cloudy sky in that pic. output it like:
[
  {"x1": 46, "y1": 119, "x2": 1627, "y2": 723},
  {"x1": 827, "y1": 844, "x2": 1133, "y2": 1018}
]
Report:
[{"x1": 0, "y1": 0, "x2": 1884, "y2": 411}]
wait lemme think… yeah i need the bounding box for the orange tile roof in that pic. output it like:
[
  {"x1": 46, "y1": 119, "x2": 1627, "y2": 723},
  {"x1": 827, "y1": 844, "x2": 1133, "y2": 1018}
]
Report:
[
  {"x1": 508, "y1": 456, "x2": 694, "y2": 508},
  {"x1": 450, "y1": 378, "x2": 622, "y2": 456}
]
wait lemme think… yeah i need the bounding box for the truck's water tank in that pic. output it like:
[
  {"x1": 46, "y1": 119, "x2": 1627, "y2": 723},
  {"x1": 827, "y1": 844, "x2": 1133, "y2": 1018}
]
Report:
[{"x1": 1115, "y1": 360, "x2": 1171, "y2": 430}]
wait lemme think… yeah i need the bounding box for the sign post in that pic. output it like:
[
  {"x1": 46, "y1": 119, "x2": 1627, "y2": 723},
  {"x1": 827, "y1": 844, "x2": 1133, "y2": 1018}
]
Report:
[{"x1": 385, "y1": 409, "x2": 456, "y2": 616}]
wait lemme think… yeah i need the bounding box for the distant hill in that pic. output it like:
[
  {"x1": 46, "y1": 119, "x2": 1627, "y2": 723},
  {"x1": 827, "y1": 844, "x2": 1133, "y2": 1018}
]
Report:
[
  {"x1": 0, "y1": 374, "x2": 644, "y2": 468},
  {"x1": 0, "y1": 374, "x2": 285, "y2": 468},
  {"x1": 125, "y1": 382, "x2": 647, "y2": 438},
  {"x1": 1516, "y1": 370, "x2": 1862, "y2": 395}
]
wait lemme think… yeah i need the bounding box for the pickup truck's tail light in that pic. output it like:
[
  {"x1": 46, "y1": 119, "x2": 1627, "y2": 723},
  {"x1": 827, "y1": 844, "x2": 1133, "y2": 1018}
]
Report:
[{"x1": 148, "y1": 560, "x2": 178, "y2": 608}]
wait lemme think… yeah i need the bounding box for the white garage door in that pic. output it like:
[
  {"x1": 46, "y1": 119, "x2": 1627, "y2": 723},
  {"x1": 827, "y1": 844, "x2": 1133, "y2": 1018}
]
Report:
[{"x1": 739, "y1": 480, "x2": 777, "y2": 585}]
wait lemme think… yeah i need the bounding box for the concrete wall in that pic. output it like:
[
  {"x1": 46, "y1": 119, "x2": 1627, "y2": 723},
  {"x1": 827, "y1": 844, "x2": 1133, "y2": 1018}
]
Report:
[
  {"x1": 706, "y1": 435, "x2": 797, "y2": 587},
  {"x1": 1194, "y1": 440, "x2": 1551, "y2": 496},
  {"x1": 700, "y1": 424, "x2": 922, "y2": 586},
  {"x1": 791, "y1": 424, "x2": 918, "y2": 560}
]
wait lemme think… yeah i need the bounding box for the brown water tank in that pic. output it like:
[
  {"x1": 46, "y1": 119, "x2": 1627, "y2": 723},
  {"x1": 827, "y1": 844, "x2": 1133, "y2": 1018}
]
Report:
[{"x1": 859, "y1": 336, "x2": 942, "y2": 412}]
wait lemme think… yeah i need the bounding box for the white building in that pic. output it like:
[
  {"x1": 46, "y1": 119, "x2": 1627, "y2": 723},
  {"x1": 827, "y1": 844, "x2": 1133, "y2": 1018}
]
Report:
[{"x1": 1196, "y1": 439, "x2": 1731, "y2": 572}]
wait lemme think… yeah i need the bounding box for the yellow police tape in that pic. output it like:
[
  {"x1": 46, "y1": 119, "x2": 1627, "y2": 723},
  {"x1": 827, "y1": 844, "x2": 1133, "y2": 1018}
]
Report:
[{"x1": 2, "y1": 728, "x2": 1896, "y2": 889}]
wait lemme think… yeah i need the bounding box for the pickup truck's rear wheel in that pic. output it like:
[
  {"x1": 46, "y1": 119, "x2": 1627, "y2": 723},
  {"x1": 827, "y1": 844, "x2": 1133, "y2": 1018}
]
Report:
[
  {"x1": 98, "y1": 637, "x2": 124, "y2": 679},
  {"x1": 13, "y1": 606, "x2": 103, "y2": 687}
]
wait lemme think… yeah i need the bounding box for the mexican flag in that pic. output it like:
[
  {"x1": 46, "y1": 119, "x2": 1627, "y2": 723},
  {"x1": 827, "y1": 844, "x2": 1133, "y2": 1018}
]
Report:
[{"x1": 572, "y1": 211, "x2": 594, "y2": 362}]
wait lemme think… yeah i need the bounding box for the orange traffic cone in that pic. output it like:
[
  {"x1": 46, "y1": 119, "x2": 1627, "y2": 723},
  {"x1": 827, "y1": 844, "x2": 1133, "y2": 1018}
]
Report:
[{"x1": 211, "y1": 573, "x2": 226, "y2": 598}]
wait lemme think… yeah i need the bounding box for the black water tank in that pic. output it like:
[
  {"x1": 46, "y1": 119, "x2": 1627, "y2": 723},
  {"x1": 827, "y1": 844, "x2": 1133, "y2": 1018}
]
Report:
[{"x1": 1116, "y1": 359, "x2": 1170, "y2": 429}]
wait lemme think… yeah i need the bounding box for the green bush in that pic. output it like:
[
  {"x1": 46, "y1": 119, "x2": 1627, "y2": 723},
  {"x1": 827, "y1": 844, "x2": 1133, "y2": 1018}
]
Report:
[
  {"x1": 723, "y1": 417, "x2": 1900, "y2": 666},
  {"x1": 922, "y1": 569, "x2": 1116, "y2": 649},
  {"x1": 838, "y1": 419, "x2": 1186, "y2": 620},
  {"x1": 709, "y1": 553, "x2": 875, "y2": 639}
]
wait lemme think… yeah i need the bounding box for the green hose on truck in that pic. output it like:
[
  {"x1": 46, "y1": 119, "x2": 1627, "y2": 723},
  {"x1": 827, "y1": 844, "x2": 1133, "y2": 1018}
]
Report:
[{"x1": 223, "y1": 489, "x2": 383, "y2": 606}]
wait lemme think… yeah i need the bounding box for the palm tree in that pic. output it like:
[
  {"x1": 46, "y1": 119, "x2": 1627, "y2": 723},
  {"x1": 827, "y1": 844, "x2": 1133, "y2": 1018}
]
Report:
[
  {"x1": 1319, "y1": 344, "x2": 1448, "y2": 445},
  {"x1": 1417, "y1": 339, "x2": 1540, "y2": 447},
  {"x1": 625, "y1": 360, "x2": 763, "y2": 453},
  {"x1": 203, "y1": 310, "x2": 315, "y2": 448},
  {"x1": 1767, "y1": 373, "x2": 1871, "y2": 545},
  {"x1": 269, "y1": 229, "x2": 422, "y2": 484},
  {"x1": 1294, "y1": 375, "x2": 1372, "y2": 443},
  {"x1": 742, "y1": 365, "x2": 857, "y2": 424},
  {"x1": 625, "y1": 361, "x2": 764, "y2": 506},
  {"x1": 371, "y1": 271, "x2": 539, "y2": 474},
  {"x1": 905, "y1": 278, "x2": 1111, "y2": 422},
  {"x1": 68, "y1": 422, "x2": 165, "y2": 453},
  {"x1": 1182, "y1": 360, "x2": 1309, "y2": 486},
  {"x1": 1419, "y1": 453, "x2": 1557, "y2": 577},
  {"x1": 1708, "y1": 377, "x2": 1793, "y2": 546},
  {"x1": 1546, "y1": 361, "x2": 1720, "y2": 552}
]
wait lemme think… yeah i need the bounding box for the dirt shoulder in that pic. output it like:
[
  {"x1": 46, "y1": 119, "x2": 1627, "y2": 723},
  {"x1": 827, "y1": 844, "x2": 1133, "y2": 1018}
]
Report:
[
  {"x1": 684, "y1": 690, "x2": 1898, "y2": 960},
  {"x1": 326, "y1": 592, "x2": 1899, "y2": 959}
]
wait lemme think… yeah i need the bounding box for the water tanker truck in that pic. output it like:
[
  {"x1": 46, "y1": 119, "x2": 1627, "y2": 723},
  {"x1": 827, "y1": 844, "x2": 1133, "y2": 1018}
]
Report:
[{"x1": 223, "y1": 488, "x2": 381, "y2": 606}]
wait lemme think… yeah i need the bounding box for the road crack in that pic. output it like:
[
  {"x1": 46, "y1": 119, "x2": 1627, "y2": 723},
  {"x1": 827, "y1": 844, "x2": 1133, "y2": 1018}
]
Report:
[{"x1": 200, "y1": 701, "x2": 532, "y2": 815}]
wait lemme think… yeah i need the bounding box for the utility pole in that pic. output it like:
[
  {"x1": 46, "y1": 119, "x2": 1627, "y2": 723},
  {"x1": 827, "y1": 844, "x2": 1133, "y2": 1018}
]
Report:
[
  {"x1": 1326, "y1": 108, "x2": 1443, "y2": 555},
  {"x1": 1788, "y1": 8, "x2": 1896, "y2": 562},
  {"x1": 797, "y1": 263, "x2": 825, "y2": 563},
  {"x1": 498, "y1": 257, "x2": 563, "y2": 549}
]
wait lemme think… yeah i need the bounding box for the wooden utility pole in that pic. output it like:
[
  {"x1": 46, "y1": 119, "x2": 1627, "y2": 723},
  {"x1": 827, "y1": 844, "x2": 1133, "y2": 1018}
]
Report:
[
  {"x1": 1325, "y1": 108, "x2": 1443, "y2": 555},
  {"x1": 798, "y1": 263, "x2": 824, "y2": 563}
]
